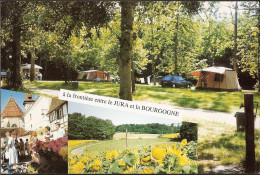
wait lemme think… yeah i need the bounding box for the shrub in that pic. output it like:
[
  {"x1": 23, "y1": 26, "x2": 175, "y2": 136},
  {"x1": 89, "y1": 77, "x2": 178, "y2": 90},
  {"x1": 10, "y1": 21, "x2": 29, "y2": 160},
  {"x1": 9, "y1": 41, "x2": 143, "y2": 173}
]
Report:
[{"x1": 180, "y1": 122, "x2": 198, "y2": 142}]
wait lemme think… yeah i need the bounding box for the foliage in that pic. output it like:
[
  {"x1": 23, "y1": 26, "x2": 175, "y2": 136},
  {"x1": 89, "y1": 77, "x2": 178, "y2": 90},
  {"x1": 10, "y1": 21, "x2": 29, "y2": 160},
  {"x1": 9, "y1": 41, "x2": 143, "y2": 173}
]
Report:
[
  {"x1": 68, "y1": 140, "x2": 197, "y2": 174},
  {"x1": 68, "y1": 113, "x2": 116, "y2": 140},
  {"x1": 237, "y1": 10, "x2": 259, "y2": 77},
  {"x1": 180, "y1": 122, "x2": 198, "y2": 142},
  {"x1": 116, "y1": 123, "x2": 180, "y2": 134},
  {"x1": 30, "y1": 136, "x2": 68, "y2": 173}
]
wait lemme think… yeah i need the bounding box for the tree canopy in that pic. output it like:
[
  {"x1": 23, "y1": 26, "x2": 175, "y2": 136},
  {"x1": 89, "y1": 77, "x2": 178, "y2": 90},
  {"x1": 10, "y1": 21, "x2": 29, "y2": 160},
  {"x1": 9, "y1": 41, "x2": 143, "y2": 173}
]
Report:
[{"x1": 1, "y1": 1, "x2": 259, "y2": 91}]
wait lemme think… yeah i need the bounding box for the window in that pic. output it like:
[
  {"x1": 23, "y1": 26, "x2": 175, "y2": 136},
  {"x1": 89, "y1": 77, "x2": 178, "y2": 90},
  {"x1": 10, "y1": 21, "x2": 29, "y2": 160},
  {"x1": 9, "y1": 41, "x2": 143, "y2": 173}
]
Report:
[
  {"x1": 54, "y1": 111, "x2": 57, "y2": 120},
  {"x1": 12, "y1": 124, "x2": 17, "y2": 128},
  {"x1": 57, "y1": 108, "x2": 63, "y2": 119},
  {"x1": 162, "y1": 76, "x2": 173, "y2": 81},
  {"x1": 214, "y1": 74, "x2": 224, "y2": 82}
]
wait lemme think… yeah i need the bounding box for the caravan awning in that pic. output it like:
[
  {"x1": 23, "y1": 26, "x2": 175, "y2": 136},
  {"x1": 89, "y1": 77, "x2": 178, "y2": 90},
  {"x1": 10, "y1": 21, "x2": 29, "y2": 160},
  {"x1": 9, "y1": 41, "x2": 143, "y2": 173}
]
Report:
[{"x1": 189, "y1": 66, "x2": 233, "y2": 76}]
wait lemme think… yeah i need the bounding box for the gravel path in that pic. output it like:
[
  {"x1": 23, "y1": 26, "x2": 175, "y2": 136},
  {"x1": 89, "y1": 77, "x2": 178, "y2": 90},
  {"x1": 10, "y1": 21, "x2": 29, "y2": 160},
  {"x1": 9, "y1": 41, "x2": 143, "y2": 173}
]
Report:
[{"x1": 27, "y1": 87, "x2": 260, "y2": 129}]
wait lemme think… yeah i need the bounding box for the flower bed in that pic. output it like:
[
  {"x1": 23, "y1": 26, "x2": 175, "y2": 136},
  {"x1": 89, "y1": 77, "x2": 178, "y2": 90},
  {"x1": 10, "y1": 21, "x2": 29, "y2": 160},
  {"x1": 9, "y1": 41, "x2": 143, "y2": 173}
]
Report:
[
  {"x1": 161, "y1": 133, "x2": 180, "y2": 139},
  {"x1": 69, "y1": 139, "x2": 198, "y2": 174},
  {"x1": 28, "y1": 137, "x2": 68, "y2": 174}
]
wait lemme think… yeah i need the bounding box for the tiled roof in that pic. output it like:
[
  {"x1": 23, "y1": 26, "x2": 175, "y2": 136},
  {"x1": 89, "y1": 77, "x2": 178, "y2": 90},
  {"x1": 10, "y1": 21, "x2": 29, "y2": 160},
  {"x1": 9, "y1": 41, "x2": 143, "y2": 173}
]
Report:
[
  {"x1": 1, "y1": 96, "x2": 24, "y2": 118},
  {"x1": 47, "y1": 98, "x2": 66, "y2": 114},
  {"x1": 23, "y1": 93, "x2": 35, "y2": 105}
]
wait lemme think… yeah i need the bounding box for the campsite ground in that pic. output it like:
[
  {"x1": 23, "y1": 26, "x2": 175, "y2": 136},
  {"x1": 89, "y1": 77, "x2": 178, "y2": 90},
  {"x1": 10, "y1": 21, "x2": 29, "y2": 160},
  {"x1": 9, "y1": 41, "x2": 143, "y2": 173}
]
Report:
[
  {"x1": 24, "y1": 80, "x2": 260, "y2": 114},
  {"x1": 21, "y1": 81, "x2": 260, "y2": 173}
]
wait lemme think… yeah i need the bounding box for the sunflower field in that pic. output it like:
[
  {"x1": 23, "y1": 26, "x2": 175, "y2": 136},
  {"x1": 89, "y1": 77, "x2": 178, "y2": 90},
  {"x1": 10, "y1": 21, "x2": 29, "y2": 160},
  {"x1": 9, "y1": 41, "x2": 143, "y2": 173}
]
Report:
[{"x1": 69, "y1": 139, "x2": 197, "y2": 174}]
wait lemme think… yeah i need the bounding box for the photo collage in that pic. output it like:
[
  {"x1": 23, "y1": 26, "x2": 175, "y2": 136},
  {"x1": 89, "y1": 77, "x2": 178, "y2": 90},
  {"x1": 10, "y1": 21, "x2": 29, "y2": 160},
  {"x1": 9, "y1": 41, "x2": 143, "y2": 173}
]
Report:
[{"x1": 1, "y1": 1, "x2": 260, "y2": 174}]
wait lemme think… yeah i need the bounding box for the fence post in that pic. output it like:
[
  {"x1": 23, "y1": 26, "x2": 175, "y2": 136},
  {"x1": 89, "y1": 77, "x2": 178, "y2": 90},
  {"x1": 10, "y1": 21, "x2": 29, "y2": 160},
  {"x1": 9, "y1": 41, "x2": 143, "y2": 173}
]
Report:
[
  {"x1": 244, "y1": 93, "x2": 255, "y2": 173},
  {"x1": 126, "y1": 129, "x2": 128, "y2": 148}
]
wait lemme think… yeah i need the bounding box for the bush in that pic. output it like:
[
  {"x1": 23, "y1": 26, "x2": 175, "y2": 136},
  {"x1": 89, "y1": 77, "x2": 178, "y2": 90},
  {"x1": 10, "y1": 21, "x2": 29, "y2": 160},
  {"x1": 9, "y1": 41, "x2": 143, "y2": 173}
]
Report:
[
  {"x1": 180, "y1": 122, "x2": 198, "y2": 142},
  {"x1": 68, "y1": 113, "x2": 115, "y2": 140}
]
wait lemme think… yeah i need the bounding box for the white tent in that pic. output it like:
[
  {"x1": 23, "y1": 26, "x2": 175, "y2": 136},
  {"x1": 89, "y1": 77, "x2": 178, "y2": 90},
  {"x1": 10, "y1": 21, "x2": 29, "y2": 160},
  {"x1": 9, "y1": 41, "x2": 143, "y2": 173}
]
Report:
[
  {"x1": 21, "y1": 63, "x2": 42, "y2": 70},
  {"x1": 21, "y1": 63, "x2": 43, "y2": 80},
  {"x1": 189, "y1": 66, "x2": 241, "y2": 91}
]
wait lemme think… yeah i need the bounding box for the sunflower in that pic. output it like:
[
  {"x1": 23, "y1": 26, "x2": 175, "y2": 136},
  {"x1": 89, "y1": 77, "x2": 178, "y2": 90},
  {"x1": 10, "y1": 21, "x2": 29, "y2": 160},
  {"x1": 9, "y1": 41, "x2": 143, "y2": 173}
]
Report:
[
  {"x1": 181, "y1": 139, "x2": 187, "y2": 146},
  {"x1": 81, "y1": 156, "x2": 88, "y2": 164},
  {"x1": 111, "y1": 150, "x2": 118, "y2": 158},
  {"x1": 142, "y1": 167, "x2": 154, "y2": 174},
  {"x1": 151, "y1": 147, "x2": 166, "y2": 160}
]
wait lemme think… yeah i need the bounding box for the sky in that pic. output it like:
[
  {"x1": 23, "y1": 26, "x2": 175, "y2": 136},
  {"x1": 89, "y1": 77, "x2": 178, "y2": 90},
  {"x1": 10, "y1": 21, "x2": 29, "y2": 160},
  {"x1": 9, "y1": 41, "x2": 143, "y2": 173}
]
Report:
[
  {"x1": 68, "y1": 101, "x2": 181, "y2": 126},
  {"x1": 202, "y1": 1, "x2": 256, "y2": 20},
  {"x1": 1, "y1": 89, "x2": 39, "y2": 113}
]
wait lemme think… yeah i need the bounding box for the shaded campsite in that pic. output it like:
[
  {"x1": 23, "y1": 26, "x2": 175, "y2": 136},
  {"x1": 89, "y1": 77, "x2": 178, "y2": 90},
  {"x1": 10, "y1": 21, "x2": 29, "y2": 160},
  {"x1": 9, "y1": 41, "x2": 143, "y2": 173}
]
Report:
[{"x1": 25, "y1": 80, "x2": 259, "y2": 114}]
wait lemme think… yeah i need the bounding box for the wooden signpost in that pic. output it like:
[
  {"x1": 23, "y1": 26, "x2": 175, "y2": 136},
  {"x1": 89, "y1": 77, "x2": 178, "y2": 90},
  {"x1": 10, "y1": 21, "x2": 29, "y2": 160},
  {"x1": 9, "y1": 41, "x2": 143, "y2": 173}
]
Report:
[{"x1": 244, "y1": 93, "x2": 256, "y2": 173}]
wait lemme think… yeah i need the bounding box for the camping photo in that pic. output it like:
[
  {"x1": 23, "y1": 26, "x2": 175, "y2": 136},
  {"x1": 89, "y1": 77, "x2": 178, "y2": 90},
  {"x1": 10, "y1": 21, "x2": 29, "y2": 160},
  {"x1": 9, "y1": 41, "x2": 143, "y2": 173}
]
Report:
[
  {"x1": 1, "y1": 0, "x2": 260, "y2": 173},
  {"x1": 0, "y1": 89, "x2": 68, "y2": 174},
  {"x1": 67, "y1": 101, "x2": 198, "y2": 174}
]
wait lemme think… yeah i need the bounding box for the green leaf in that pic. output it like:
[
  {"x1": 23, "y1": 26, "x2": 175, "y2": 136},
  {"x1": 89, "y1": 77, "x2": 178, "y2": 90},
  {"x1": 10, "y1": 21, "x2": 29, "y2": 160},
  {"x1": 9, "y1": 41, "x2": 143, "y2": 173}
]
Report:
[
  {"x1": 108, "y1": 162, "x2": 122, "y2": 174},
  {"x1": 182, "y1": 165, "x2": 191, "y2": 173}
]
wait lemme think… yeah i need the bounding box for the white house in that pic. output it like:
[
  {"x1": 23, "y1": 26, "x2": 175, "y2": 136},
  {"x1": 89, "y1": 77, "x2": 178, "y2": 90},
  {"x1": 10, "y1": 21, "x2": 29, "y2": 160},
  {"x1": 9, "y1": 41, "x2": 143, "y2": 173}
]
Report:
[{"x1": 23, "y1": 96, "x2": 52, "y2": 139}]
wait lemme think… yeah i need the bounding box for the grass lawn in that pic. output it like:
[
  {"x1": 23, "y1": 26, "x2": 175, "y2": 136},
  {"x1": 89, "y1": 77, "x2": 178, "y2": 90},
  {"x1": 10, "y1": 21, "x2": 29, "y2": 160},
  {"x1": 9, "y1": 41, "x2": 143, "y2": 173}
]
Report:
[
  {"x1": 196, "y1": 119, "x2": 260, "y2": 173},
  {"x1": 67, "y1": 137, "x2": 171, "y2": 154},
  {"x1": 26, "y1": 81, "x2": 260, "y2": 113}
]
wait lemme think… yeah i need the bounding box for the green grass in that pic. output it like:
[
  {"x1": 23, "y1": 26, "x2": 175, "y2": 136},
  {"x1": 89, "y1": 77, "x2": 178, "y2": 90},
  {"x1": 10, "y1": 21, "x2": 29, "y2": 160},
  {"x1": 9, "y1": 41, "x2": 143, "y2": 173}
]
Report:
[
  {"x1": 196, "y1": 119, "x2": 260, "y2": 173},
  {"x1": 80, "y1": 137, "x2": 171, "y2": 154},
  {"x1": 26, "y1": 81, "x2": 260, "y2": 113}
]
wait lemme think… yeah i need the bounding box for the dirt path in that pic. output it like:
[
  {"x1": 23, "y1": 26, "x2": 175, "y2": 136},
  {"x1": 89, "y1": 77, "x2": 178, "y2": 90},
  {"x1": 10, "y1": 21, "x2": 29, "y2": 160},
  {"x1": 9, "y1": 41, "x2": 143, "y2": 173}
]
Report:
[
  {"x1": 71, "y1": 145, "x2": 87, "y2": 155},
  {"x1": 71, "y1": 142, "x2": 100, "y2": 155},
  {"x1": 27, "y1": 87, "x2": 260, "y2": 129}
]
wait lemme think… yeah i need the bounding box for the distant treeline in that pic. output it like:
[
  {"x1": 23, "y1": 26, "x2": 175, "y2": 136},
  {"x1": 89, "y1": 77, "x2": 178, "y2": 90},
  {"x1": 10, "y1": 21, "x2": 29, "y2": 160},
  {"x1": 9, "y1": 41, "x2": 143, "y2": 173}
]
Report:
[{"x1": 115, "y1": 123, "x2": 180, "y2": 134}]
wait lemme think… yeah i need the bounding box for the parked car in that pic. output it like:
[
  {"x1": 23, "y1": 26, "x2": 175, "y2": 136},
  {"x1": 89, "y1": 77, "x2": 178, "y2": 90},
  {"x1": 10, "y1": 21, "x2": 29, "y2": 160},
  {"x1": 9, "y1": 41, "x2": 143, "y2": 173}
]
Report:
[{"x1": 161, "y1": 75, "x2": 192, "y2": 88}]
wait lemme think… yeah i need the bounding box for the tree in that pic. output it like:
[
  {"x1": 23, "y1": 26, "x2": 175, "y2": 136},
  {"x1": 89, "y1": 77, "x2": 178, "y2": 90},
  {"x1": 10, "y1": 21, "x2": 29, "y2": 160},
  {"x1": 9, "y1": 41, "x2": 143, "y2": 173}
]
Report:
[
  {"x1": 1, "y1": 2, "x2": 28, "y2": 89},
  {"x1": 68, "y1": 113, "x2": 115, "y2": 140},
  {"x1": 180, "y1": 122, "x2": 198, "y2": 142},
  {"x1": 119, "y1": 2, "x2": 134, "y2": 100}
]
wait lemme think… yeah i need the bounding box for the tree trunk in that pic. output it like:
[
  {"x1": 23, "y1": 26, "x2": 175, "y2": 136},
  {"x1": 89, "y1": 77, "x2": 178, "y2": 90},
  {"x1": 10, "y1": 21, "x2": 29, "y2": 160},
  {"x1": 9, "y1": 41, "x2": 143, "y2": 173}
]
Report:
[
  {"x1": 257, "y1": 1, "x2": 260, "y2": 92},
  {"x1": 119, "y1": 2, "x2": 133, "y2": 100},
  {"x1": 233, "y1": 1, "x2": 238, "y2": 73},
  {"x1": 30, "y1": 50, "x2": 35, "y2": 81},
  {"x1": 174, "y1": 14, "x2": 179, "y2": 75},
  {"x1": 12, "y1": 13, "x2": 22, "y2": 88},
  {"x1": 131, "y1": 59, "x2": 135, "y2": 93},
  {"x1": 151, "y1": 21, "x2": 156, "y2": 86},
  {"x1": 152, "y1": 55, "x2": 156, "y2": 85}
]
